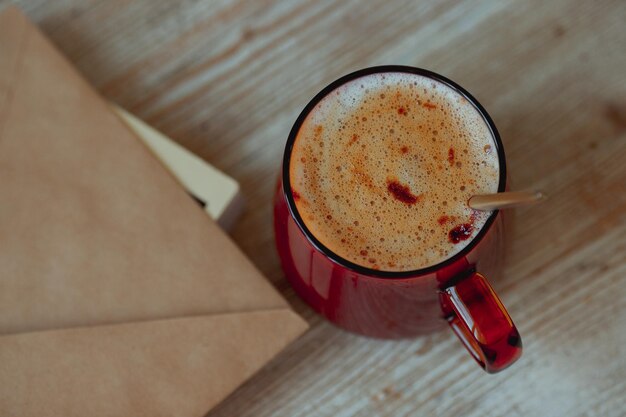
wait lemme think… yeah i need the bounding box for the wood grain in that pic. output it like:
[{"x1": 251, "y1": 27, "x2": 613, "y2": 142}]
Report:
[{"x1": 3, "y1": 0, "x2": 625, "y2": 415}]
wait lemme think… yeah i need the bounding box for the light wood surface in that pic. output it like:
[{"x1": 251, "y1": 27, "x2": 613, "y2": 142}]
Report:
[{"x1": 4, "y1": 0, "x2": 625, "y2": 416}]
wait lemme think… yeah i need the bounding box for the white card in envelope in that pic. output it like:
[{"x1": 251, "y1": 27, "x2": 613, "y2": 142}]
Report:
[{"x1": 112, "y1": 105, "x2": 244, "y2": 229}]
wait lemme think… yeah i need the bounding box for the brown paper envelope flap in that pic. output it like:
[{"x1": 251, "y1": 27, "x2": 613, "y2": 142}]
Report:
[
  {"x1": 0, "y1": 7, "x2": 289, "y2": 335},
  {"x1": 0, "y1": 309, "x2": 307, "y2": 417},
  {"x1": 0, "y1": 7, "x2": 30, "y2": 131}
]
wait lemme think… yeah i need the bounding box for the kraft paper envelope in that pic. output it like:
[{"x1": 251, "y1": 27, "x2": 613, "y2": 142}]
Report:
[{"x1": 0, "y1": 6, "x2": 308, "y2": 416}]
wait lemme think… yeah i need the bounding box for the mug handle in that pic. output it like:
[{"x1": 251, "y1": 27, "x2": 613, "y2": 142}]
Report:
[{"x1": 439, "y1": 272, "x2": 522, "y2": 373}]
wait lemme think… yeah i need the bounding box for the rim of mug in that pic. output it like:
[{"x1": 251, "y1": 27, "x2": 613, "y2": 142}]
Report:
[{"x1": 282, "y1": 65, "x2": 506, "y2": 279}]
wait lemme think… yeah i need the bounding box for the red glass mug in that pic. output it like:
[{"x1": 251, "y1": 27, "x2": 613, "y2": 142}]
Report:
[{"x1": 274, "y1": 66, "x2": 521, "y2": 373}]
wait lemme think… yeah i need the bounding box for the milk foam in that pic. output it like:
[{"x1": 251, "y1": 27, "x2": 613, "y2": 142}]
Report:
[{"x1": 290, "y1": 72, "x2": 499, "y2": 271}]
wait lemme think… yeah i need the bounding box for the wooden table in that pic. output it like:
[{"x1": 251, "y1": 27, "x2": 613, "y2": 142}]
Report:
[{"x1": 6, "y1": 0, "x2": 625, "y2": 415}]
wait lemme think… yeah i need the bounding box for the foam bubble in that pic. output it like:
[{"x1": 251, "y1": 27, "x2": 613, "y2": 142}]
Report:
[{"x1": 290, "y1": 72, "x2": 499, "y2": 271}]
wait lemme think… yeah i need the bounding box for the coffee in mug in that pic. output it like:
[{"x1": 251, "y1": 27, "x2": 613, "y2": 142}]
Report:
[
  {"x1": 289, "y1": 72, "x2": 499, "y2": 271},
  {"x1": 274, "y1": 67, "x2": 522, "y2": 372}
]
